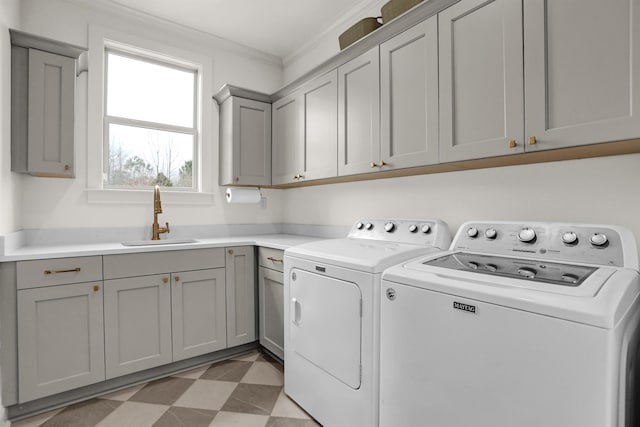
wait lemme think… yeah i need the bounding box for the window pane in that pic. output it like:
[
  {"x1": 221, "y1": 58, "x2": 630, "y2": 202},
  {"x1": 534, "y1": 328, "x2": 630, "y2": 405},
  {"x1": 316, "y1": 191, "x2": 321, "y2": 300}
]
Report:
[
  {"x1": 106, "y1": 52, "x2": 195, "y2": 127},
  {"x1": 107, "y1": 124, "x2": 194, "y2": 188}
]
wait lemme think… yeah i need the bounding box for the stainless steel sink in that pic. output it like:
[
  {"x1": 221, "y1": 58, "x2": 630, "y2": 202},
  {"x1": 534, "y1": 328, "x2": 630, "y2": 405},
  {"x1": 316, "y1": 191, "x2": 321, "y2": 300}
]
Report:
[{"x1": 121, "y1": 239, "x2": 199, "y2": 246}]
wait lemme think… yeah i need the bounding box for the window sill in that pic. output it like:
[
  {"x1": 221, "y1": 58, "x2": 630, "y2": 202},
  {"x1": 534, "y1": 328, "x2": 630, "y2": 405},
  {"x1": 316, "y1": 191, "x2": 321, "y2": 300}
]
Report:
[{"x1": 86, "y1": 188, "x2": 215, "y2": 205}]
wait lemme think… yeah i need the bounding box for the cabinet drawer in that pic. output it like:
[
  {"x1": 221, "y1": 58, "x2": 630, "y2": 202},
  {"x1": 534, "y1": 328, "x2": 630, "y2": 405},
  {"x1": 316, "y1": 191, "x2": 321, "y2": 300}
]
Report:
[
  {"x1": 17, "y1": 256, "x2": 103, "y2": 289},
  {"x1": 103, "y1": 248, "x2": 225, "y2": 279},
  {"x1": 258, "y1": 247, "x2": 284, "y2": 272}
]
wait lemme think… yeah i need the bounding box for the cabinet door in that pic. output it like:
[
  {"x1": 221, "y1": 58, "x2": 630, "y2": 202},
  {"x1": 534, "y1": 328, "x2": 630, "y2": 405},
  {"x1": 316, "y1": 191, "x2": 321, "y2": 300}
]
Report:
[
  {"x1": 524, "y1": 0, "x2": 640, "y2": 151},
  {"x1": 272, "y1": 93, "x2": 303, "y2": 185},
  {"x1": 172, "y1": 269, "x2": 227, "y2": 361},
  {"x1": 380, "y1": 17, "x2": 439, "y2": 169},
  {"x1": 18, "y1": 282, "x2": 104, "y2": 402},
  {"x1": 226, "y1": 247, "x2": 256, "y2": 347},
  {"x1": 338, "y1": 46, "x2": 381, "y2": 176},
  {"x1": 232, "y1": 97, "x2": 272, "y2": 185},
  {"x1": 259, "y1": 267, "x2": 284, "y2": 360},
  {"x1": 28, "y1": 49, "x2": 75, "y2": 177},
  {"x1": 301, "y1": 70, "x2": 338, "y2": 181},
  {"x1": 439, "y1": 0, "x2": 524, "y2": 162},
  {"x1": 104, "y1": 275, "x2": 172, "y2": 379}
]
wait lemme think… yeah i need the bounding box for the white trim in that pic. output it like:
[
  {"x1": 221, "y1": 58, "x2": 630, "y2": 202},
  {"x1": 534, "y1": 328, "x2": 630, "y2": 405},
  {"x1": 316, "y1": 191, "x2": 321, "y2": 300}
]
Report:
[{"x1": 87, "y1": 24, "x2": 214, "y2": 201}]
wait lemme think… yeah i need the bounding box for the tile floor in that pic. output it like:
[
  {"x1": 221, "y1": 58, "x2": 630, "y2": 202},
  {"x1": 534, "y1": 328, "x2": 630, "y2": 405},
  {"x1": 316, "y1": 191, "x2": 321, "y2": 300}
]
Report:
[{"x1": 12, "y1": 350, "x2": 321, "y2": 427}]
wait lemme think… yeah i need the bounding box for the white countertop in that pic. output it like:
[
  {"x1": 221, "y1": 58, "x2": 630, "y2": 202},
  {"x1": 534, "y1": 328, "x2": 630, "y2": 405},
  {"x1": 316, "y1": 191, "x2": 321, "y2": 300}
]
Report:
[{"x1": 0, "y1": 234, "x2": 325, "y2": 262}]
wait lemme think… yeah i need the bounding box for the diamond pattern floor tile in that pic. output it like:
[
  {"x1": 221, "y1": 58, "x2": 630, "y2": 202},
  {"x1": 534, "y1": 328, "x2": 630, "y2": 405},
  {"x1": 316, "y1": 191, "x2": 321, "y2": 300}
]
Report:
[{"x1": 12, "y1": 349, "x2": 321, "y2": 427}]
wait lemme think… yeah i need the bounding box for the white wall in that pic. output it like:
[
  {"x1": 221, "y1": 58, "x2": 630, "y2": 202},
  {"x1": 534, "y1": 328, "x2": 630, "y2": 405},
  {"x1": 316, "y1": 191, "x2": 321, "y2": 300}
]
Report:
[
  {"x1": 15, "y1": 0, "x2": 286, "y2": 231},
  {"x1": 0, "y1": 0, "x2": 21, "y2": 424},
  {"x1": 282, "y1": 154, "x2": 640, "y2": 251}
]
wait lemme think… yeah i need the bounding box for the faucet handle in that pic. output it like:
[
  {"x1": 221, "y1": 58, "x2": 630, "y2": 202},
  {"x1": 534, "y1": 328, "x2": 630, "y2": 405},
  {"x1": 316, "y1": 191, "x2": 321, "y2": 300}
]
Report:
[{"x1": 163, "y1": 222, "x2": 170, "y2": 234}]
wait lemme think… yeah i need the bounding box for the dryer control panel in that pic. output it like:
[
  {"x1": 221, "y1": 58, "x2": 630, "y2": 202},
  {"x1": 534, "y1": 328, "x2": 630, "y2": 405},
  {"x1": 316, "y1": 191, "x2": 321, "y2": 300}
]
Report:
[
  {"x1": 452, "y1": 221, "x2": 635, "y2": 268},
  {"x1": 349, "y1": 219, "x2": 451, "y2": 250}
]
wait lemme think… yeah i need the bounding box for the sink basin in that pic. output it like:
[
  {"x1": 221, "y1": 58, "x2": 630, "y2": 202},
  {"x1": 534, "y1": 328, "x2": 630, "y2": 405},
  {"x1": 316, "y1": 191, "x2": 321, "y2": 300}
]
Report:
[{"x1": 121, "y1": 239, "x2": 199, "y2": 246}]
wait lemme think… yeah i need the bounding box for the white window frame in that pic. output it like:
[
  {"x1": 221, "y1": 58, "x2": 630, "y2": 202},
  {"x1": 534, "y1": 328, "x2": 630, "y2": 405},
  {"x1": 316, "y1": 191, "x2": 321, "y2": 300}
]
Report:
[
  {"x1": 87, "y1": 25, "x2": 214, "y2": 204},
  {"x1": 103, "y1": 47, "x2": 199, "y2": 191}
]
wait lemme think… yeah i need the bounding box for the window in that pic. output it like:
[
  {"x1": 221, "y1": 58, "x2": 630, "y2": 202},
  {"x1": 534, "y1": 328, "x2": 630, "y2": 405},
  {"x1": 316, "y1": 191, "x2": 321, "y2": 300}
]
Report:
[{"x1": 104, "y1": 49, "x2": 198, "y2": 189}]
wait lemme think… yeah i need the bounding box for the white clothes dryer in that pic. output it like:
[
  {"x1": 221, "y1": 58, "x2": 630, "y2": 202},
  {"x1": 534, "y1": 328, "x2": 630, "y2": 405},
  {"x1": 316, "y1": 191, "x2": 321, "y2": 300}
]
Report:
[
  {"x1": 284, "y1": 219, "x2": 451, "y2": 427},
  {"x1": 380, "y1": 221, "x2": 640, "y2": 427}
]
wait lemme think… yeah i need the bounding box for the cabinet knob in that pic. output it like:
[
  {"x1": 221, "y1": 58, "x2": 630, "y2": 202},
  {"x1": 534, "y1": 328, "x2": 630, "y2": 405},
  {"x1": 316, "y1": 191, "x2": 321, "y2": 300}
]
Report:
[
  {"x1": 228, "y1": 249, "x2": 234, "y2": 255},
  {"x1": 370, "y1": 162, "x2": 377, "y2": 168},
  {"x1": 378, "y1": 160, "x2": 387, "y2": 167},
  {"x1": 528, "y1": 136, "x2": 537, "y2": 145},
  {"x1": 293, "y1": 174, "x2": 299, "y2": 180},
  {"x1": 93, "y1": 285, "x2": 100, "y2": 292},
  {"x1": 174, "y1": 276, "x2": 180, "y2": 282},
  {"x1": 298, "y1": 174, "x2": 304, "y2": 180},
  {"x1": 509, "y1": 140, "x2": 517, "y2": 148},
  {"x1": 64, "y1": 165, "x2": 70, "y2": 171},
  {"x1": 235, "y1": 177, "x2": 239, "y2": 182},
  {"x1": 162, "y1": 277, "x2": 169, "y2": 284}
]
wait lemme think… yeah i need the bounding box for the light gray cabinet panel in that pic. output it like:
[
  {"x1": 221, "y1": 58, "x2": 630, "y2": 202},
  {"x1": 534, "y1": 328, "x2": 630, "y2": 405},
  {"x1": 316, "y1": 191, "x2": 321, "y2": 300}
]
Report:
[
  {"x1": 272, "y1": 94, "x2": 303, "y2": 185},
  {"x1": 300, "y1": 70, "x2": 338, "y2": 181},
  {"x1": 258, "y1": 266, "x2": 284, "y2": 360},
  {"x1": 380, "y1": 17, "x2": 439, "y2": 169},
  {"x1": 172, "y1": 269, "x2": 227, "y2": 361},
  {"x1": 17, "y1": 256, "x2": 102, "y2": 289},
  {"x1": 226, "y1": 247, "x2": 256, "y2": 347},
  {"x1": 18, "y1": 282, "x2": 105, "y2": 402},
  {"x1": 439, "y1": 0, "x2": 524, "y2": 162},
  {"x1": 338, "y1": 47, "x2": 381, "y2": 176},
  {"x1": 104, "y1": 274, "x2": 172, "y2": 379},
  {"x1": 524, "y1": 0, "x2": 640, "y2": 151},
  {"x1": 103, "y1": 249, "x2": 225, "y2": 279},
  {"x1": 258, "y1": 247, "x2": 284, "y2": 273},
  {"x1": 219, "y1": 96, "x2": 272, "y2": 186},
  {"x1": 11, "y1": 34, "x2": 82, "y2": 178}
]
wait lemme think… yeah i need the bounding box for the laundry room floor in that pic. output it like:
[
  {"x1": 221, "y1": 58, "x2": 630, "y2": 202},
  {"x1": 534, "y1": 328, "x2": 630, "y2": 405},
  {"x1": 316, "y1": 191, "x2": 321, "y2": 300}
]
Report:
[{"x1": 12, "y1": 350, "x2": 320, "y2": 427}]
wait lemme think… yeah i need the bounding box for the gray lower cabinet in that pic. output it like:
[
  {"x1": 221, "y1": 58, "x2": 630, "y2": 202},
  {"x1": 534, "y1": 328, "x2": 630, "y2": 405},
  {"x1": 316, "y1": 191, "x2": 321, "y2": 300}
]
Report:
[
  {"x1": 104, "y1": 274, "x2": 173, "y2": 379},
  {"x1": 172, "y1": 268, "x2": 227, "y2": 360},
  {"x1": 380, "y1": 16, "x2": 439, "y2": 170},
  {"x1": 338, "y1": 46, "x2": 381, "y2": 176},
  {"x1": 17, "y1": 282, "x2": 105, "y2": 402},
  {"x1": 226, "y1": 247, "x2": 256, "y2": 347},
  {"x1": 258, "y1": 248, "x2": 285, "y2": 359}
]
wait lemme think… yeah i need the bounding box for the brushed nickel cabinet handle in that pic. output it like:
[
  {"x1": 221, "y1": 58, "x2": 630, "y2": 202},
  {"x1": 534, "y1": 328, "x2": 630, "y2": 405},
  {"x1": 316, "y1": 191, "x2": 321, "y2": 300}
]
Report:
[
  {"x1": 44, "y1": 267, "x2": 81, "y2": 275},
  {"x1": 267, "y1": 257, "x2": 283, "y2": 263}
]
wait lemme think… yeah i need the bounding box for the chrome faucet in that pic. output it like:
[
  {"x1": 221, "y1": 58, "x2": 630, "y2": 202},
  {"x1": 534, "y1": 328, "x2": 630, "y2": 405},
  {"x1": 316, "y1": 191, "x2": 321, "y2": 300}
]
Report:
[{"x1": 152, "y1": 185, "x2": 170, "y2": 240}]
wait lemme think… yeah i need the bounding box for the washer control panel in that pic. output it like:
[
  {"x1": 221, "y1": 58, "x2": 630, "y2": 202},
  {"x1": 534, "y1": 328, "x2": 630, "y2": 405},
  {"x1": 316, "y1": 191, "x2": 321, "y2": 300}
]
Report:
[
  {"x1": 349, "y1": 219, "x2": 451, "y2": 249},
  {"x1": 453, "y1": 222, "x2": 627, "y2": 267}
]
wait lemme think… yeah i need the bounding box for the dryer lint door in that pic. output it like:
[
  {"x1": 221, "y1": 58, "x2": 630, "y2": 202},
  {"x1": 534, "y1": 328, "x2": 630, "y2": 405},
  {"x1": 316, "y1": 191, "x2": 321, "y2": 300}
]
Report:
[{"x1": 289, "y1": 268, "x2": 362, "y2": 389}]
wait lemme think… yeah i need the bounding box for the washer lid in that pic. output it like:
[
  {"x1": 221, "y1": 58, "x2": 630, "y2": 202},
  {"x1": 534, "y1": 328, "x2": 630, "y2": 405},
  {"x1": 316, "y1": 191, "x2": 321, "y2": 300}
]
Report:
[{"x1": 285, "y1": 238, "x2": 441, "y2": 273}]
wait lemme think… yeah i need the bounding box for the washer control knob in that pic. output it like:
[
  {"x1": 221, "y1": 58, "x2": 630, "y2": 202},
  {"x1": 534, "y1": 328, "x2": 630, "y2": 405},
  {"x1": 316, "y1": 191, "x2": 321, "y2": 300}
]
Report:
[
  {"x1": 384, "y1": 222, "x2": 396, "y2": 232},
  {"x1": 485, "y1": 228, "x2": 497, "y2": 240},
  {"x1": 518, "y1": 228, "x2": 537, "y2": 243},
  {"x1": 590, "y1": 233, "x2": 608, "y2": 247},
  {"x1": 408, "y1": 224, "x2": 418, "y2": 233},
  {"x1": 356, "y1": 222, "x2": 364, "y2": 230},
  {"x1": 518, "y1": 267, "x2": 537, "y2": 279},
  {"x1": 468, "y1": 262, "x2": 479, "y2": 270},
  {"x1": 365, "y1": 223, "x2": 374, "y2": 230},
  {"x1": 467, "y1": 227, "x2": 479, "y2": 238},
  {"x1": 561, "y1": 231, "x2": 578, "y2": 245},
  {"x1": 485, "y1": 263, "x2": 498, "y2": 272},
  {"x1": 421, "y1": 224, "x2": 431, "y2": 234}
]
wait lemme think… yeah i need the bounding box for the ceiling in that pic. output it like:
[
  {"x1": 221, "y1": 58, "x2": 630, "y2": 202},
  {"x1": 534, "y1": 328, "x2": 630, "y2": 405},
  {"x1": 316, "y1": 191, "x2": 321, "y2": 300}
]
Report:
[{"x1": 106, "y1": 0, "x2": 371, "y2": 59}]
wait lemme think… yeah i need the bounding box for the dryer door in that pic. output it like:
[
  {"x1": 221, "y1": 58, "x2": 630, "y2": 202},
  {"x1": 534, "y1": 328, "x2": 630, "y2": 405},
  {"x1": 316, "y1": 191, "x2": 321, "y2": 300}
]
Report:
[{"x1": 290, "y1": 268, "x2": 362, "y2": 389}]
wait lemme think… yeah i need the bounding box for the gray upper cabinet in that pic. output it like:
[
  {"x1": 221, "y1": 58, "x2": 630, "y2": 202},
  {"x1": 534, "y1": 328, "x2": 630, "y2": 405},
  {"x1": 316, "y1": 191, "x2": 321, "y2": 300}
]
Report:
[
  {"x1": 523, "y1": 0, "x2": 640, "y2": 151},
  {"x1": 272, "y1": 71, "x2": 338, "y2": 185},
  {"x1": 272, "y1": 93, "x2": 303, "y2": 185},
  {"x1": 338, "y1": 46, "x2": 381, "y2": 176},
  {"x1": 438, "y1": 0, "x2": 525, "y2": 162},
  {"x1": 10, "y1": 30, "x2": 85, "y2": 178},
  {"x1": 216, "y1": 86, "x2": 272, "y2": 186},
  {"x1": 380, "y1": 17, "x2": 439, "y2": 170}
]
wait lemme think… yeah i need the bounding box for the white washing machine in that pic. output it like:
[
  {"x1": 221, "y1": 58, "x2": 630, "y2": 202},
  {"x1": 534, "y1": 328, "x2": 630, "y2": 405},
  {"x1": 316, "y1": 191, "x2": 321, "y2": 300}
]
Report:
[
  {"x1": 380, "y1": 221, "x2": 640, "y2": 427},
  {"x1": 284, "y1": 219, "x2": 451, "y2": 427}
]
